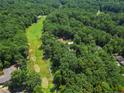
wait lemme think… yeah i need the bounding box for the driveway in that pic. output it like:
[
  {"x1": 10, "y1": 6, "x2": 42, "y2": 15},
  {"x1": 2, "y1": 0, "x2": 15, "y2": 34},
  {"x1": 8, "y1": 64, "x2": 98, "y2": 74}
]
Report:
[{"x1": 0, "y1": 66, "x2": 16, "y2": 84}]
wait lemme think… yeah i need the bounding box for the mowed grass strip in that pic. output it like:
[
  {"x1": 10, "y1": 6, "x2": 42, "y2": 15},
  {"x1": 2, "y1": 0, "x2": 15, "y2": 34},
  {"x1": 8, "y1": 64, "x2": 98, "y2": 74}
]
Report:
[{"x1": 26, "y1": 16, "x2": 53, "y2": 92}]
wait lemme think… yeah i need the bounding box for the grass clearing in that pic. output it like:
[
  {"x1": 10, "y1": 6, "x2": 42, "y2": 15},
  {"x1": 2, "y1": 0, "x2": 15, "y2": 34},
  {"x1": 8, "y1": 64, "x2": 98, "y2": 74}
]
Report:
[{"x1": 26, "y1": 16, "x2": 54, "y2": 92}]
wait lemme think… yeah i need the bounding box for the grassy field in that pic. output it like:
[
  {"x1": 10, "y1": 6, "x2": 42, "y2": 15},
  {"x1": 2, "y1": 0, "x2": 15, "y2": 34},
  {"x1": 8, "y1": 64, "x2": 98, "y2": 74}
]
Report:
[{"x1": 26, "y1": 16, "x2": 54, "y2": 92}]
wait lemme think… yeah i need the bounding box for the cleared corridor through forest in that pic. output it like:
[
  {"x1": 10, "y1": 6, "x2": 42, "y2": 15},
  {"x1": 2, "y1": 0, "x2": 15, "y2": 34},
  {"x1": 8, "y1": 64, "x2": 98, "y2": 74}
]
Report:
[{"x1": 26, "y1": 16, "x2": 53, "y2": 93}]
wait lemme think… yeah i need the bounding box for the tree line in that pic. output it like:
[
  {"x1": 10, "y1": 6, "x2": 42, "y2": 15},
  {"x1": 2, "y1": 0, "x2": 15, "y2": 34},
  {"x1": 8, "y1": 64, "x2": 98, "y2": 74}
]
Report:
[
  {"x1": 0, "y1": 0, "x2": 124, "y2": 92},
  {"x1": 0, "y1": 0, "x2": 60, "y2": 92},
  {"x1": 42, "y1": 7, "x2": 124, "y2": 93}
]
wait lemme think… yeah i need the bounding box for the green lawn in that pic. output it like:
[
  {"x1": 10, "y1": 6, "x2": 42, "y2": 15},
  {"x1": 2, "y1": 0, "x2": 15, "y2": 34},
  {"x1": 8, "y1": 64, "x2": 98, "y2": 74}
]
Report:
[{"x1": 26, "y1": 16, "x2": 54, "y2": 92}]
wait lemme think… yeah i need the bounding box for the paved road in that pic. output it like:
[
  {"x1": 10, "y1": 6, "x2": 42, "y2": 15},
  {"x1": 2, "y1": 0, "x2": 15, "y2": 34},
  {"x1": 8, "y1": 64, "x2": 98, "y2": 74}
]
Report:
[{"x1": 0, "y1": 66, "x2": 16, "y2": 84}]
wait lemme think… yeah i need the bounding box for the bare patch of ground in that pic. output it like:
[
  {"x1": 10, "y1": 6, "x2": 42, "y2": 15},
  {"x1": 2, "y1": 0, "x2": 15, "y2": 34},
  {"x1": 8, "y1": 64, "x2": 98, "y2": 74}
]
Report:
[
  {"x1": 0, "y1": 86, "x2": 10, "y2": 93},
  {"x1": 34, "y1": 64, "x2": 40, "y2": 73},
  {"x1": 42, "y1": 77, "x2": 48, "y2": 89}
]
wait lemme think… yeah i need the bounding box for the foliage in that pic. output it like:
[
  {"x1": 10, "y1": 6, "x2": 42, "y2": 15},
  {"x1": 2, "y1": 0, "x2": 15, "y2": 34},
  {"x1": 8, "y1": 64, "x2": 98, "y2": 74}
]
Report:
[
  {"x1": 9, "y1": 68, "x2": 41, "y2": 92},
  {"x1": 1, "y1": 0, "x2": 124, "y2": 92},
  {"x1": 42, "y1": 6, "x2": 124, "y2": 93}
]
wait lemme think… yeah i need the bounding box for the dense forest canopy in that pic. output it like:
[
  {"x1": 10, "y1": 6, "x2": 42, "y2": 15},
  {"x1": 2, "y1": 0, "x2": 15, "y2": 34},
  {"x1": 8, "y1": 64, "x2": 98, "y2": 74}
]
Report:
[
  {"x1": 0, "y1": 0, "x2": 60, "y2": 69},
  {"x1": 42, "y1": 8, "x2": 124, "y2": 92},
  {"x1": 0, "y1": 0, "x2": 124, "y2": 92}
]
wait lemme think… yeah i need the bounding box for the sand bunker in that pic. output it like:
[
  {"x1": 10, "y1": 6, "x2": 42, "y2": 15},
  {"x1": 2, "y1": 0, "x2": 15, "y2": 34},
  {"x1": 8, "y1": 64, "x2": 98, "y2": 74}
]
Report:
[
  {"x1": 42, "y1": 77, "x2": 48, "y2": 89},
  {"x1": 34, "y1": 64, "x2": 40, "y2": 73}
]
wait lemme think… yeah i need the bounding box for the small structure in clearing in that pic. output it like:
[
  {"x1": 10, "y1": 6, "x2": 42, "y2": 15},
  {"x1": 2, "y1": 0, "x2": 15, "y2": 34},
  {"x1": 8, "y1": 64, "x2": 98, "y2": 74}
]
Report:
[
  {"x1": 97, "y1": 10, "x2": 101, "y2": 16},
  {"x1": 58, "y1": 38, "x2": 74, "y2": 45},
  {"x1": 68, "y1": 41, "x2": 74, "y2": 45}
]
